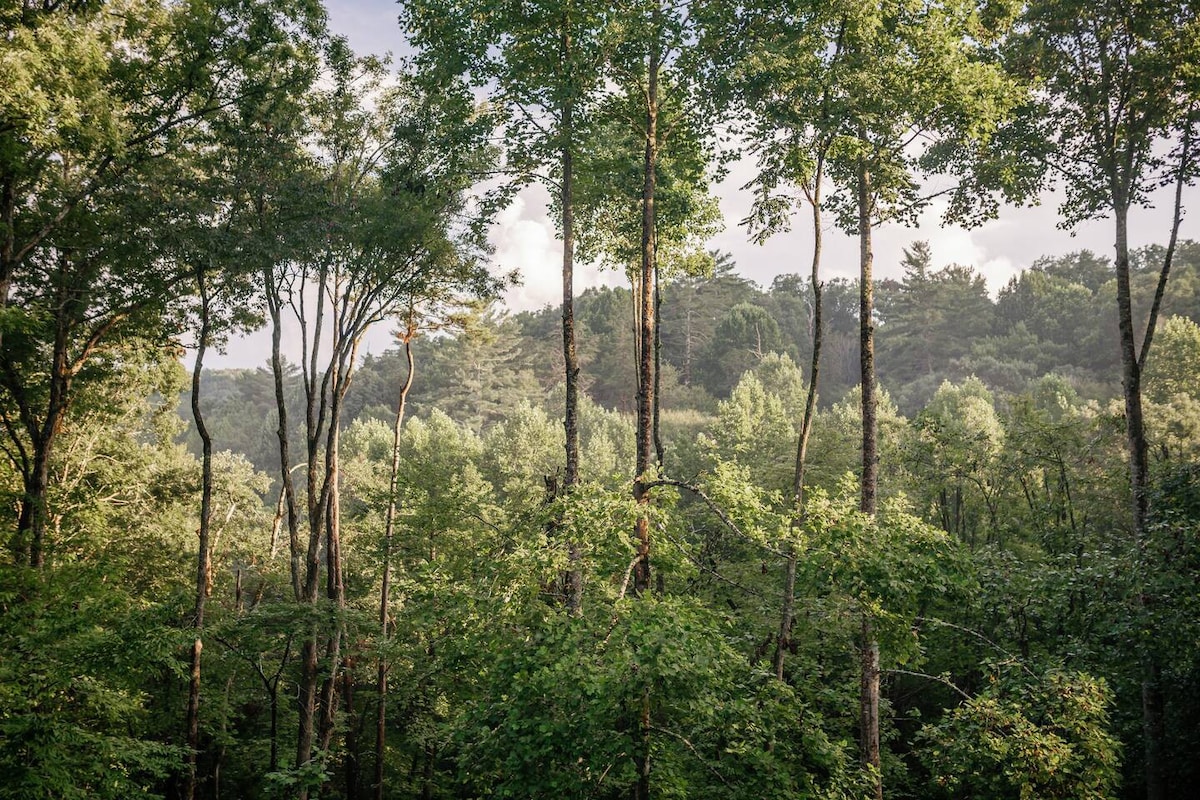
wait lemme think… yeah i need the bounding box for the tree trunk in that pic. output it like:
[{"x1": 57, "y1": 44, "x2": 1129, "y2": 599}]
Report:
[
  {"x1": 633, "y1": 31, "x2": 659, "y2": 599},
  {"x1": 775, "y1": 190, "x2": 824, "y2": 681},
  {"x1": 376, "y1": 329, "x2": 415, "y2": 800},
  {"x1": 857, "y1": 159, "x2": 882, "y2": 800},
  {"x1": 1113, "y1": 199, "x2": 1166, "y2": 800},
  {"x1": 184, "y1": 268, "x2": 215, "y2": 800},
  {"x1": 16, "y1": 257, "x2": 76, "y2": 568},
  {"x1": 318, "y1": 335, "x2": 355, "y2": 757},
  {"x1": 653, "y1": 275, "x2": 664, "y2": 471},
  {"x1": 632, "y1": 21, "x2": 661, "y2": 800},
  {"x1": 266, "y1": 268, "x2": 302, "y2": 602},
  {"x1": 343, "y1": 661, "x2": 360, "y2": 800},
  {"x1": 860, "y1": 616, "x2": 882, "y2": 800},
  {"x1": 858, "y1": 161, "x2": 877, "y2": 518},
  {"x1": 560, "y1": 40, "x2": 584, "y2": 613}
]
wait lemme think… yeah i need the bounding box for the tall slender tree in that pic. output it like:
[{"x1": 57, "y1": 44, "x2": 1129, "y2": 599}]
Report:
[
  {"x1": 1010, "y1": 2, "x2": 1199, "y2": 795},
  {"x1": 402, "y1": 0, "x2": 610, "y2": 614},
  {"x1": 255, "y1": 44, "x2": 497, "y2": 789}
]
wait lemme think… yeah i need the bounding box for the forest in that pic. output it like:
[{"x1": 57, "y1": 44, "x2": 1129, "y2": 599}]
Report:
[{"x1": 1, "y1": 0, "x2": 1197, "y2": 799}]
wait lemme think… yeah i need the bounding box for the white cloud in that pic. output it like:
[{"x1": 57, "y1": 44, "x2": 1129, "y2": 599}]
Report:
[
  {"x1": 491, "y1": 186, "x2": 627, "y2": 312},
  {"x1": 491, "y1": 190, "x2": 561, "y2": 311}
]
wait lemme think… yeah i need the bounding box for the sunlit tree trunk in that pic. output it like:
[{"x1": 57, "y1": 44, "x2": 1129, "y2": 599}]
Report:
[{"x1": 857, "y1": 158, "x2": 882, "y2": 800}]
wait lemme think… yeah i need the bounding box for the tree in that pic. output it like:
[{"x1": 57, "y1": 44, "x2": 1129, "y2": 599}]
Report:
[
  {"x1": 1143, "y1": 316, "x2": 1200, "y2": 404},
  {"x1": 0, "y1": 0, "x2": 324, "y2": 570},
  {"x1": 1010, "y1": 1, "x2": 1200, "y2": 793},
  {"x1": 402, "y1": 0, "x2": 614, "y2": 615},
  {"x1": 698, "y1": 303, "x2": 785, "y2": 397},
  {"x1": 878, "y1": 244, "x2": 996, "y2": 413},
  {"x1": 251, "y1": 44, "x2": 498, "y2": 789}
]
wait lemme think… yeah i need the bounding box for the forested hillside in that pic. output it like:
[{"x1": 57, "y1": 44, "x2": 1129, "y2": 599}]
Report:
[{"x1": 2, "y1": 1, "x2": 1197, "y2": 800}]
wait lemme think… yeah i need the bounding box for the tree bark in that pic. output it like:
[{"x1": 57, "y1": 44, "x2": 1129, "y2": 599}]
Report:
[
  {"x1": 376, "y1": 327, "x2": 416, "y2": 800},
  {"x1": 1112, "y1": 197, "x2": 1169, "y2": 800},
  {"x1": 775, "y1": 188, "x2": 824, "y2": 681},
  {"x1": 858, "y1": 161, "x2": 877, "y2": 518},
  {"x1": 860, "y1": 617, "x2": 882, "y2": 800},
  {"x1": 14, "y1": 254, "x2": 76, "y2": 568},
  {"x1": 653, "y1": 275, "x2": 664, "y2": 471},
  {"x1": 266, "y1": 267, "x2": 302, "y2": 603},
  {"x1": 632, "y1": 20, "x2": 661, "y2": 800},
  {"x1": 559, "y1": 27, "x2": 584, "y2": 613},
  {"x1": 633, "y1": 30, "x2": 659, "y2": 600},
  {"x1": 857, "y1": 158, "x2": 882, "y2": 800},
  {"x1": 184, "y1": 268, "x2": 215, "y2": 800}
]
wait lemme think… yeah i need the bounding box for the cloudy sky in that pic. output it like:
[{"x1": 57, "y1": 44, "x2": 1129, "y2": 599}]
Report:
[{"x1": 204, "y1": 0, "x2": 1197, "y2": 368}]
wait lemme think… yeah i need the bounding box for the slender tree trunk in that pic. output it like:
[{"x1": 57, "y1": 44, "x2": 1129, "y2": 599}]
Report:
[
  {"x1": 318, "y1": 341, "x2": 355, "y2": 757},
  {"x1": 860, "y1": 616, "x2": 881, "y2": 800},
  {"x1": 560, "y1": 55, "x2": 584, "y2": 613},
  {"x1": 343, "y1": 661, "x2": 360, "y2": 800},
  {"x1": 376, "y1": 330, "x2": 415, "y2": 800},
  {"x1": 633, "y1": 35, "x2": 659, "y2": 600},
  {"x1": 1133, "y1": 119, "x2": 1191, "y2": 800},
  {"x1": 857, "y1": 161, "x2": 877, "y2": 518},
  {"x1": 561, "y1": 68, "x2": 580, "y2": 493},
  {"x1": 266, "y1": 272, "x2": 302, "y2": 603},
  {"x1": 184, "y1": 269, "x2": 215, "y2": 800},
  {"x1": 653, "y1": 275, "x2": 664, "y2": 471},
  {"x1": 857, "y1": 159, "x2": 882, "y2": 800},
  {"x1": 269, "y1": 265, "x2": 319, "y2": 784},
  {"x1": 18, "y1": 260, "x2": 76, "y2": 568},
  {"x1": 775, "y1": 191, "x2": 824, "y2": 681},
  {"x1": 0, "y1": 174, "x2": 14, "y2": 327},
  {"x1": 1138, "y1": 108, "x2": 1192, "y2": 373},
  {"x1": 632, "y1": 23, "x2": 661, "y2": 800},
  {"x1": 1112, "y1": 198, "x2": 1166, "y2": 800}
]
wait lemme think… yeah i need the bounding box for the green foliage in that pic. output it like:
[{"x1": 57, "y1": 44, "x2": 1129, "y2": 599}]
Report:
[
  {"x1": 0, "y1": 565, "x2": 185, "y2": 800},
  {"x1": 920, "y1": 666, "x2": 1121, "y2": 800},
  {"x1": 699, "y1": 302, "x2": 785, "y2": 397},
  {"x1": 1144, "y1": 315, "x2": 1200, "y2": 404}
]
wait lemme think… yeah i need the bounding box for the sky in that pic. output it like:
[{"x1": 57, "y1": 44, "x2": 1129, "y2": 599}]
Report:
[{"x1": 202, "y1": 0, "x2": 1198, "y2": 369}]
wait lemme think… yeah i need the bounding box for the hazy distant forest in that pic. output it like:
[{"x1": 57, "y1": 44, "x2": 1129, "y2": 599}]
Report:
[{"x1": 2, "y1": 1, "x2": 1198, "y2": 799}]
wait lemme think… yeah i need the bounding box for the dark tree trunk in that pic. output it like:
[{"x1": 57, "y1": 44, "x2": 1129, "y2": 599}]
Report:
[
  {"x1": 632, "y1": 22, "x2": 661, "y2": 800},
  {"x1": 1113, "y1": 198, "x2": 1167, "y2": 800},
  {"x1": 268, "y1": 289, "x2": 303, "y2": 603},
  {"x1": 633, "y1": 34, "x2": 659, "y2": 600},
  {"x1": 376, "y1": 329, "x2": 415, "y2": 800},
  {"x1": 184, "y1": 268, "x2": 215, "y2": 800},
  {"x1": 16, "y1": 259, "x2": 76, "y2": 568},
  {"x1": 560, "y1": 37, "x2": 584, "y2": 613},
  {"x1": 343, "y1": 662, "x2": 360, "y2": 800},
  {"x1": 653, "y1": 275, "x2": 664, "y2": 471},
  {"x1": 860, "y1": 617, "x2": 882, "y2": 800},
  {"x1": 775, "y1": 189, "x2": 824, "y2": 681},
  {"x1": 857, "y1": 161, "x2": 877, "y2": 518},
  {"x1": 857, "y1": 159, "x2": 882, "y2": 800}
]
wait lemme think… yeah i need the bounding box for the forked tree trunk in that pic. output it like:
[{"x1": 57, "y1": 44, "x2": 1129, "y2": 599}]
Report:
[
  {"x1": 1114, "y1": 198, "x2": 1163, "y2": 800},
  {"x1": 16, "y1": 257, "x2": 76, "y2": 568}
]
